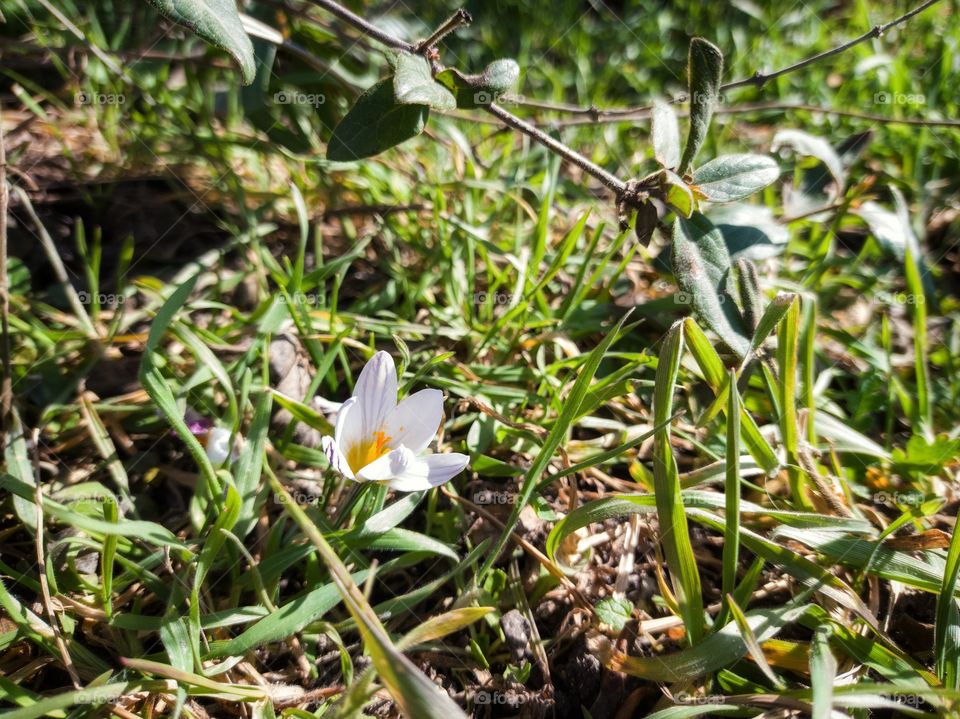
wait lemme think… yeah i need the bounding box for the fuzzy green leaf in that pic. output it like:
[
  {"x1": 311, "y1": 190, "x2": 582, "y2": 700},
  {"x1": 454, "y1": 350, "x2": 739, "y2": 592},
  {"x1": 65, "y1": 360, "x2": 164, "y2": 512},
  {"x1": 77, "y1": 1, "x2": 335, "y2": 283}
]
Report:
[
  {"x1": 772, "y1": 129, "x2": 845, "y2": 190},
  {"x1": 393, "y1": 52, "x2": 456, "y2": 110},
  {"x1": 596, "y1": 596, "x2": 633, "y2": 631},
  {"x1": 146, "y1": 0, "x2": 255, "y2": 84},
  {"x1": 693, "y1": 154, "x2": 779, "y2": 202},
  {"x1": 328, "y1": 78, "x2": 429, "y2": 161},
  {"x1": 672, "y1": 212, "x2": 750, "y2": 358},
  {"x1": 436, "y1": 58, "x2": 520, "y2": 109},
  {"x1": 652, "y1": 100, "x2": 681, "y2": 169},
  {"x1": 482, "y1": 58, "x2": 520, "y2": 93},
  {"x1": 679, "y1": 38, "x2": 723, "y2": 174}
]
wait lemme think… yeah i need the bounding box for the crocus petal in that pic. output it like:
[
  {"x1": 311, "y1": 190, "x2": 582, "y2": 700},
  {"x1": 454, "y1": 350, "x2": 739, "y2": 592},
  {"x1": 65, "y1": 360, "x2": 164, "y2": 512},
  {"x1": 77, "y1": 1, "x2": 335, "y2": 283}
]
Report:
[
  {"x1": 356, "y1": 445, "x2": 416, "y2": 482},
  {"x1": 333, "y1": 396, "x2": 362, "y2": 450},
  {"x1": 313, "y1": 395, "x2": 343, "y2": 422},
  {"x1": 387, "y1": 452, "x2": 469, "y2": 492},
  {"x1": 205, "y1": 427, "x2": 234, "y2": 465},
  {"x1": 322, "y1": 435, "x2": 355, "y2": 480},
  {"x1": 382, "y1": 389, "x2": 444, "y2": 454},
  {"x1": 353, "y1": 351, "x2": 397, "y2": 437}
]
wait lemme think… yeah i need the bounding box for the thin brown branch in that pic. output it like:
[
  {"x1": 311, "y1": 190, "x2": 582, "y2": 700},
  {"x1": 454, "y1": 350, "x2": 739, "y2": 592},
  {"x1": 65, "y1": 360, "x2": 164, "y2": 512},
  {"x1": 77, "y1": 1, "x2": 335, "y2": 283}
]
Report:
[
  {"x1": 484, "y1": 102, "x2": 626, "y2": 194},
  {"x1": 530, "y1": 100, "x2": 960, "y2": 129},
  {"x1": 306, "y1": 0, "x2": 629, "y2": 196},
  {"x1": 309, "y1": 0, "x2": 415, "y2": 53},
  {"x1": 506, "y1": 0, "x2": 944, "y2": 116},
  {"x1": 416, "y1": 8, "x2": 472, "y2": 52},
  {"x1": 722, "y1": 0, "x2": 943, "y2": 90},
  {"x1": 441, "y1": 485, "x2": 595, "y2": 612}
]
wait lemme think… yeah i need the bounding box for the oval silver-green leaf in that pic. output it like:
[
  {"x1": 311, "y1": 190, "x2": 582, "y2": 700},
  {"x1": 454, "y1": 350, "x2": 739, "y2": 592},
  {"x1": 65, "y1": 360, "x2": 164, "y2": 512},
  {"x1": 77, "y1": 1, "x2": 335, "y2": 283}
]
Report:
[
  {"x1": 693, "y1": 154, "x2": 779, "y2": 203},
  {"x1": 436, "y1": 59, "x2": 519, "y2": 109},
  {"x1": 772, "y1": 129, "x2": 845, "y2": 190},
  {"x1": 393, "y1": 52, "x2": 456, "y2": 110}
]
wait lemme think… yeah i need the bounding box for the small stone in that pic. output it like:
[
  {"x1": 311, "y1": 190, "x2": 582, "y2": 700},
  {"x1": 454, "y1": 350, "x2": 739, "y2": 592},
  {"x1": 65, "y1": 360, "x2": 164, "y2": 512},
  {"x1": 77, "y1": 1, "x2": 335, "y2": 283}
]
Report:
[{"x1": 500, "y1": 609, "x2": 531, "y2": 663}]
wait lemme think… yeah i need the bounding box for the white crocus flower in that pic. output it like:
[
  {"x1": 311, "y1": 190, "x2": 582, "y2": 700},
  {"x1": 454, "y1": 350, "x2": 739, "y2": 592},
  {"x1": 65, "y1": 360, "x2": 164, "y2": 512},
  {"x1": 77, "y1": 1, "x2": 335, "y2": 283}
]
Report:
[
  {"x1": 205, "y1": 426, "x2": 241, "y2": 465},
  {"x1": 321, "y1": 351, "x2": 468, "y2": 492}
]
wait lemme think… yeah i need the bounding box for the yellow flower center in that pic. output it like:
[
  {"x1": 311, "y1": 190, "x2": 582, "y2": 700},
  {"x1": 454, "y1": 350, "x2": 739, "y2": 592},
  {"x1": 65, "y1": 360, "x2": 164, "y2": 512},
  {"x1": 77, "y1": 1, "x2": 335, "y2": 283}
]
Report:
[{"x1": 345, "y1": 431, "x2": 392, "y2": 473}]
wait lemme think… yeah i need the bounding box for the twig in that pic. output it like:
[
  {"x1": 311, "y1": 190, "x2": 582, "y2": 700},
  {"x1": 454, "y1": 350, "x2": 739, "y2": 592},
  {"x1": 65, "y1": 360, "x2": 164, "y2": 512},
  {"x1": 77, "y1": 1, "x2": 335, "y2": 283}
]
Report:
[
  {"x1": 305, "y1": 0, "x2": 945, "y2": 198},
  {"x1": 505, "y1": 0, "x2": 944, "y2": 114},
  {"x1": 723, "y1": 0, "x2": 943, "y2": 90},
  {"x1": 779, "y1": 199, "x2": 851, "y2": 224},
  {"x1": 0, "y1": 104, "x2": 10, "y2": 431},
  {"x1": 416, "y1": 9, "x2": 472, "y2": 52},
  {"x1": 307, "y1": 0, "x2": 628, "y2": 197},
  {"x1": 527, "y1": 100, "x2": 960, "y2": 129},
  {"x1": 484, "y1": 102, "x2": 626, "y2": 194},
  {"x1": 309, "y1": 0, "x2": 415, "y2": 53},
  {"x1": 457, "y1": 396, "x2": 548, "y2": 437},
  {"x1": 722, "y1": 100, "x2": 960, "y2": 128}
]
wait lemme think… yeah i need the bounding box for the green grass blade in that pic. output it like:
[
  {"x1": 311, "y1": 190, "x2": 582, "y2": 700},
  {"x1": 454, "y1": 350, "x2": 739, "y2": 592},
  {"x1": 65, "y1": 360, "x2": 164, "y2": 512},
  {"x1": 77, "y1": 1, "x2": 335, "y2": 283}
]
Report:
[
  {"x1": 725, "y1": 593, "x2": 785, "y2": 689},
  {"x1": 683, "y1": 318, "x2": 779, "y2": 472},
  {"x1": 776, "y1": 296, "x2": 805, "y2": 506},
  {"x1": 266, "y1": 470, "x2": 469, "y2": 718},
  {"x1": 479, "y1": 314, "x2": 631, "y2": 577},
  {"x1": 653, "y1": 320, "x2": 703, "y2": 644},
  {"x1": 936, "y1": 518, "x2": 960, "y2": 686},
  {"x1": 809, "y1": 624, "x2": 836, "y2": 719},
  {"x1": 718, "y1": 368, "x2": 741, "y2": 628},
  {"x1": 138, "y1": 275, "x2": 220, "y2": 501}
]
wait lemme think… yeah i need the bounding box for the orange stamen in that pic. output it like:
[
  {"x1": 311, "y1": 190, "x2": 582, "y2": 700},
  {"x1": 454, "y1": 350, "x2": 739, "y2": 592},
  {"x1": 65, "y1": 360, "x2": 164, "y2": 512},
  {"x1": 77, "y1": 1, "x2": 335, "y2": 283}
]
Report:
[{"x1": 345, "y1": 430, "x2": 392, "y2": 473}]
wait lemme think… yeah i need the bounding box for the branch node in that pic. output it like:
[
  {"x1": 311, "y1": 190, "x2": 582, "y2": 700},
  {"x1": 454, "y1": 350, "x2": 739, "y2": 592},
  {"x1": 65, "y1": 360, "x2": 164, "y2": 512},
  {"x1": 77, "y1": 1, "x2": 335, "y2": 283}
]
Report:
[{"x1": 416, "y1": 8, "x2": 473, "y2": 53}]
